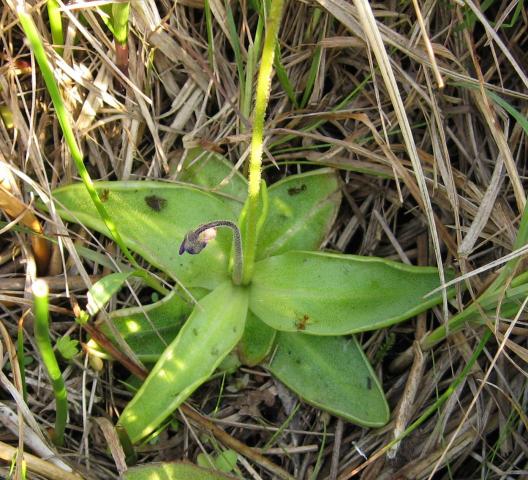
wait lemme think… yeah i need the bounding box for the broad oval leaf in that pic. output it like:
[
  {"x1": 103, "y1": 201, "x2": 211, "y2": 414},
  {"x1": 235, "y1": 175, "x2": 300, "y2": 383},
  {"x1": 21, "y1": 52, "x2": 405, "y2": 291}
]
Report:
[
  {"x1": 250, "y1": 251, "x2": 450, "y2": 335},
  {"x1": 123, "y1": 462, "x2": 236, "y2": 480},
  {"x1": 237, "y1": 312, "x2": 276, "y2": 366},
  {"x1": 87, "y1": 270, "x2": 134, "y2": 316},
  {"x1": 52, "y1": 182, "x2": 241, "y2": 289},
  {"x1": 97, "y1": 289, "x2": 207, "y2": 362},
  {"x1": 178, "y1": 148, "x2": 247, "y2": 201},
  {"x1": 268, "y1": 333, "x2": 389, "y2": 426},
  {"x1": 119, "y1": 282, "x2": 248, "y2": 443},
  {"x1": 257, "y1": 169, "x2": 341, "y2": 259}
]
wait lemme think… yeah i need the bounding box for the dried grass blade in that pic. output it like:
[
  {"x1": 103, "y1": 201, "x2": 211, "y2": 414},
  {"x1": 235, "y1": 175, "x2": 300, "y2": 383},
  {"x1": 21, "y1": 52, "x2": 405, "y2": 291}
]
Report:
[{"x1": 351, "y1": 0, "x2": 448, "y2": 318}]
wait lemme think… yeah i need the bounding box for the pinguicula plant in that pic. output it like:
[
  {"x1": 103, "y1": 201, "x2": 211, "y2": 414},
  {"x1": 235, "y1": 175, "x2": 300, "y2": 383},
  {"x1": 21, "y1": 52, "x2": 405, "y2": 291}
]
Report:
[{"x1": 48, "y1": 0, "x2": 452, "y2": 445}]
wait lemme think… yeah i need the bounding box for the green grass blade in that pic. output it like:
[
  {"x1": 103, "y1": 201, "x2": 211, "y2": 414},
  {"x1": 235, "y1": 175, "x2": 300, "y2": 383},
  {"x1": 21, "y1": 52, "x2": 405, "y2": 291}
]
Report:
[
  {"x1": 204, "y1": 0, "x2": 215, "y2": 68},
  {"x1": 46, "y1": 0, "x2": 64, "y2": 55},
  {"x1": 274, "y1": 44, "x2": 297, "y2": 107},
  {"x1": 299, "y1": 43, "x2": 322, "y2": 108},
  {"x1": 242, "y1": 15, "x2": 265, "y2": 120},
  {"x1": 17, "y1": 9, "x2": 165, "y2": 295},
  {"x1": 225, "y1": 1, "x2": 245, "y2": 94}
]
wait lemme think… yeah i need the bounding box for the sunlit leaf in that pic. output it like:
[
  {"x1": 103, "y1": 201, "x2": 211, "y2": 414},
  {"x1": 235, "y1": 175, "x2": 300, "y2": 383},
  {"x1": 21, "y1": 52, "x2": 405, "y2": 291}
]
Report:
[
  {"x1": 97, "y1": 289, "x2": 207, "y2": 361},
  {"x1": 52, "y1": 182, "x2": 241, "y2": 289},
  {"x1": 86, "y1": 270, "x2": 134, "y2": 316},
  {"x1": 268, "y1": 333, "x2": 389, "y2": 426},
  {"x1": 257, "y1": 169, "x2": 341, "y2": 259},
  {"x1": 123, "y1": 462, "x2": 237, "y2": 480},
  {"x1": 119, "y1": 282, "x2": 248, "y2": 443},
  {"x1": 250, "y1": 251, "x2": 450, "y2": 335}
]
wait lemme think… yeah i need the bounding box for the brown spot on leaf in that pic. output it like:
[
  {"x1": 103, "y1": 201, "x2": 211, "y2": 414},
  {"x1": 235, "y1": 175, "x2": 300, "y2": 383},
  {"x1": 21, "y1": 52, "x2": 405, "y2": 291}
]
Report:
[
  {"x1": 295, "y1": 314, "x2": 310, "y2": 331},
  {"x1": 145, "y1": 195, "x2": 167, "y2": 211},
  {"x1": 100, "y1": 189, "x2": 110, "y2": 202},
  {"x1": 287, "y1": 184, "x2": 307, "y2": 196}
]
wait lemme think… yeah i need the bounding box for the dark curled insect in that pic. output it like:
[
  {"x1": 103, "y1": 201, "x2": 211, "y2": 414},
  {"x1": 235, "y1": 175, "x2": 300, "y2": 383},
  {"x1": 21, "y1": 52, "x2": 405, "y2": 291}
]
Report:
[{"x1": 288, "y1": 184, "x2": 307, "y2": 196}]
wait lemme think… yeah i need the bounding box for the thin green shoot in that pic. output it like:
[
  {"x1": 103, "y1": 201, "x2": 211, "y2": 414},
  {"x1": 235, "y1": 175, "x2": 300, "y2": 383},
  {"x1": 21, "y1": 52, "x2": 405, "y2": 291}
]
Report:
[
  {"x1": 274, "y1": 45, "x2": 297, "y2": 107},
  {"x1": 486, "y1": 90, "x2": 528, "y2": 137},
  {"x1": 242, "y1": 15, "x2": 265, "y2": 122},
  {"x1": 225, "y1": 1, "x2": 246, "y2": 100},
  {"x1": 497, "y1": 0, "x2": 524, "y2": 28},
  {"x1": 213, "y1": 372, "x2": 227, "y2": 416},
  {"x1": 47, "y1": 0, "x2": 64, "y2": 55},
  {"x1": 111, "y1": 2, "x2": 130, "y2": 46},
  {"x1": 309, "y1": 421, "x2": 327, "y2": 480},
  {"x1": 33, "y1": 279, "x2": 68, "y2": 446},
  {"x1": 461, "y1": 0, "x2": 524, "y2": 30},
  {"x1": 17, "y1": 9, "x2": 167, "y2": 296},
  {"x1": 299, "y1": 40, "x2": 322, "y2": 108},
  {"x1": 0, "y1": 105, "x2": 14, "y2": 128},
  {"x1": 111, "y1": 2, "x2": 130, "y2": 76},
  {"x1": 421, "y1": 273, "x2": 528, "y2": 350},
  {"x1": 263, "y1": 402, "x2": 300, "y2": 450},
  {"x1": 204, "y1": 0, "x2": 215, "y2": 69},
  {"x1": 451, "y1": 82, "x2": 528, "y2": 137}
]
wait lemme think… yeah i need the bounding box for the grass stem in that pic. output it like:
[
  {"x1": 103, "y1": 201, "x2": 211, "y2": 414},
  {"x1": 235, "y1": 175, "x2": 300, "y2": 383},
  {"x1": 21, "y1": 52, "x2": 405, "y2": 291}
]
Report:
[{"x1": 17, "y1": 8, "x2": 167, "y2": 296}]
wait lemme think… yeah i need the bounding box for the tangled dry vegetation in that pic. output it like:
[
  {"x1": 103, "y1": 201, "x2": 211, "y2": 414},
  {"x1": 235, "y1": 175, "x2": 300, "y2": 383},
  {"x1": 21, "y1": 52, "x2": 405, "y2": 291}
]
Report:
[{"x1": 0, "y1": 0, "x2": 527, "y2": 479}]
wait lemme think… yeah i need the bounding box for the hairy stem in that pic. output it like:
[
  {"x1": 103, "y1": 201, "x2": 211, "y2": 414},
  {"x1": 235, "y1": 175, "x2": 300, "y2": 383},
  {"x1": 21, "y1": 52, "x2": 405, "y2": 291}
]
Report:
[{"x1": 243, "y1": 0, "x2": 284, "y2": 284}]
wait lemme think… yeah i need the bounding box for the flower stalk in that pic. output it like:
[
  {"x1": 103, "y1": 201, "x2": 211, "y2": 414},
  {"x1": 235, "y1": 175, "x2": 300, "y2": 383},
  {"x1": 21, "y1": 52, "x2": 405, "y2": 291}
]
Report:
[
  {"x1": 242, "y1": 0, "x2": 284, "y2": 284},
  {"x1": 179, "y1": 220, "x2": 243, "y2": 285}
]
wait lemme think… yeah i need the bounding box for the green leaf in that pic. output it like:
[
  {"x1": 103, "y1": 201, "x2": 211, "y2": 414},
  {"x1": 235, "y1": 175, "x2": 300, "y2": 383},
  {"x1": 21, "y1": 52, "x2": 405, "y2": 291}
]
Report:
[
  {"x1": 179, "y1": 148, "x2": 247, "y2": 200},
  {"x1": 250, "y1": 251, "x2": 450, "y2": 335},
  {"x1": 55, "y1": 336, "x2": 79, "y2": 360},
  {"x1": 119, "y1": 282, "x2": 248, "y2": 443},
  {"x1": 267, "y1": 333, "x2": 389, "y2": 427},
  {"x1": 98, "y1": 289, "x2": 207, "y2": 362},
  {"x1": 214, "y1": 450, "x2": 238, "y2": 473},
  {"x1": 52, "y1": 182, "x2": 241, "y2": 289},
  {"x1": 86, "y1": 271, "x2": 134, "y2": 316},
  {"x1": 237, "y1": 312, "x2": 276, "y2": 366},
  {"x1": 197, "y1": 450, "x2": 238, "y2": 473},
  {"x1": 122, "y1": 462, "x2": 237, "y2": 480},
  {"x1": 257, "y1": 169, "x2": 341, "y2": 259}
]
